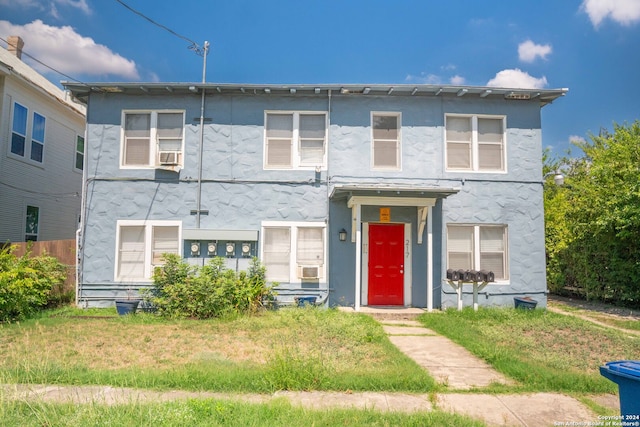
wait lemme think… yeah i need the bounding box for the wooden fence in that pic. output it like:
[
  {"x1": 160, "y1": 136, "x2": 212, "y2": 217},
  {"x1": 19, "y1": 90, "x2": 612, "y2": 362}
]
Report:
[{"x1": 7, "y1": 239, "x2": 77, "y2": 296}]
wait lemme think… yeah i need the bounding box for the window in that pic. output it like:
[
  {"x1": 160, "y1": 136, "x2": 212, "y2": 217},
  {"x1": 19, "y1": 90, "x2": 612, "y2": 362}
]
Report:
[
  {"x1": 262, "y1": 222, "x2": 326, "y2": 282},
  {"x1": 75, "y1": 135, "x2": 85, "y2": 171},
  {"x1": 264, "y1": 112, "x2": 327, "y2": 169},
  {"x1": 447, "y1": 225, "x2": 508, "y2": 280},
  {"x1": 25, "y1": 205, "x2": 39, "y2": 242},
  {"x1": 30, "y1": 112, "x2": 45, "y2": 162},
  {"x1": 116, "y1": 221, "x2": 181, "y2": 280},
  {"x1": 10, "y1": 103, "x2": 46, "y2": 163},
  {"x1": 445, "y1": 115, "x2": 505, "y2": 172},
  {"x1": 11, "y1": 103, "x2": 28, "y2": 157},
  {"x1": 122, "y1": 111, "x2": 184, "y2": 168},
  {"x1": 372, "y1": 113, "x2": 400, "y2": 169}
]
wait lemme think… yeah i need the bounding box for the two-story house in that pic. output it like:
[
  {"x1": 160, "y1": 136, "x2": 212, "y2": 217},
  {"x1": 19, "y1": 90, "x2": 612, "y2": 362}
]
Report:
[
  {"x1": 0, "y1": 36, "x2": 86, "y2": 243},
  {"x1": 64, "y1": 82, "x2": 566, "y2": 309}
]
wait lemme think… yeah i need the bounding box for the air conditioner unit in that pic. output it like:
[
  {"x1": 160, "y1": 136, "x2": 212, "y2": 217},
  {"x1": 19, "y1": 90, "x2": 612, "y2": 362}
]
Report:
[
  {"x1": 298, "y1": 265, "x2": 320, "y2": 280},
  {"x1": 158, "y1": 151, "x2": 180, "y2": 165}
]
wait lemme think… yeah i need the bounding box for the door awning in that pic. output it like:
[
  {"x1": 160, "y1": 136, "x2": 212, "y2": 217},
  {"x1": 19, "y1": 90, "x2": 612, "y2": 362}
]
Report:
[
  {"x1": 330, "y1": 184, "x2": 460, "y2": 201},
  {"x1": 331, "y1": 184, "x2": 460, "y2": 244}
]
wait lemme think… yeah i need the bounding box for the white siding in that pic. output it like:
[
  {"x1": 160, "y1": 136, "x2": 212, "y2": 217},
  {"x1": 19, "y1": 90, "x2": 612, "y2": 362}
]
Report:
[{"x1": 0, "y1": 68, "x2": 84, "y2": 242}]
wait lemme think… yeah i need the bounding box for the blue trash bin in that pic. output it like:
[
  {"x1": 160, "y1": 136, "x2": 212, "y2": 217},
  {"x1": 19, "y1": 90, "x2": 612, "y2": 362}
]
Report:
[
  {"x1": 295, "y1": 296, "x2": 317, "y2": 307},
  {"x1": 600, "y1": 360, "x2": 640, "y2": 417}
]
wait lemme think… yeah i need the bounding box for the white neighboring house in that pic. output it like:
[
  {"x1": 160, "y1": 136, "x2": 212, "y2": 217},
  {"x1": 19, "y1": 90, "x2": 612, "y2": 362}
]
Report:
[{"x1": 0, "y1": 36, "x2": 86, "y2": 243}]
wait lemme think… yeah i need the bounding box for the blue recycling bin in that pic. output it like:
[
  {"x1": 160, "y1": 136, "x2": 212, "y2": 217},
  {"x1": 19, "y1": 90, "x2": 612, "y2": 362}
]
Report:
[{"x1": 599, "y1": 360, "x2": 640, "y2": 417}]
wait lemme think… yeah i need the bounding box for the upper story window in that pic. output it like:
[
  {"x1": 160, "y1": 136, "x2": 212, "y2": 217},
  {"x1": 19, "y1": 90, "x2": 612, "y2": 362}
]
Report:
[
  {"x1": 372, "y1": 113, "x2": 401, "y2": 170},
  {"x1": 264, "y1": 111, "x2": 327, "y2": 170},
  {"x1": 11, "y1": 102, "x2": 46, "y2": 164},
  {"x1": 447, "y1": 224, "x2": 509, "y2": 281},
  {"x1": 445, "y1": 115, "x2": 505, "y2": 172},
  {"x1": 122, "y1": 110, "x2": 184, "y2": 168},
  {"x1": 75, "y1": 135, "x2": 85, "y2": 171}
]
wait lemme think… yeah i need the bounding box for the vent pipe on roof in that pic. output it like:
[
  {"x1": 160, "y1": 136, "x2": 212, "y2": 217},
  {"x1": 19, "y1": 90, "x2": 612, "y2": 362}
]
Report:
[{"x1": 7, "y1": 36, "x2": 24, "y2": 59}]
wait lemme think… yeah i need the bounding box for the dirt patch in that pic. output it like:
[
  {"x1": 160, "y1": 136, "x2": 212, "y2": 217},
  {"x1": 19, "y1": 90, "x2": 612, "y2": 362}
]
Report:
[{"x1": 549, "y1": 295, "x2": 640, "y2": 319}]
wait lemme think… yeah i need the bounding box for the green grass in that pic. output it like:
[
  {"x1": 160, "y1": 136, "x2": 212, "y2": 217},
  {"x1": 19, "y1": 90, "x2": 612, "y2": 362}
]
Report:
[
  {"x1": 419, "y1": 308, "x2": 640, "y2": 394},
  {"x1": 0, "y1": 398, "x2": 485, "y2": 427},
  {"x1": 0, "y1": 307, "x2": 435, "y2": 393}
]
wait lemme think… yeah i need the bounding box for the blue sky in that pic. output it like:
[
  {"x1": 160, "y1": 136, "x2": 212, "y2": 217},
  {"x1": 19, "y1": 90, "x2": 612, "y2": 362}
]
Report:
[{"x1": 1, "y1": 0, "x2": 639, "y2": 155}]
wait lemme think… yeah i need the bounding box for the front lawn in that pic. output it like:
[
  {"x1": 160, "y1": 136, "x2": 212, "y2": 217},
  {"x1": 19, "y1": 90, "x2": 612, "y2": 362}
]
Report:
[
  {"x1": 0, "y1": 307, "x2": 435, "y2": 393},
  {"x1": 419, "y1": 308, "x2": 640, "y2": 394}
]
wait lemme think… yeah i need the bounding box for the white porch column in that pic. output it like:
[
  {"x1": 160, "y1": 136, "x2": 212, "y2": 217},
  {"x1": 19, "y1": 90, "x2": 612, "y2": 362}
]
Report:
[
  {"x1": 354, "y1": 202, "x2": 362, "y2": 311},
  {"x1": 427, "y1": 205, "x2": 433, "y2": 312}
]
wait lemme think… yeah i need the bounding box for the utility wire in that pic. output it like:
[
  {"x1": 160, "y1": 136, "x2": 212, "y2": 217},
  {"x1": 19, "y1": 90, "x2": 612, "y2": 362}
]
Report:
[
  {"x1": 0, "y1": 36, "x2": 88, "y2": 86},
  {"x1": 113, "y1": 0, "x2": 207, "y2": 56}
]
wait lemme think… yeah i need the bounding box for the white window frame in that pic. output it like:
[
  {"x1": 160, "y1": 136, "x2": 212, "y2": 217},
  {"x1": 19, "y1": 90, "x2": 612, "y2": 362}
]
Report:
[
  {"x1": 261, "y1": 221, "x2": 327, "y2": 283},
  {"x1": 9, "y1": 102, "x2": 47, "y2": 165},
  {"x1": 25, "y1": 205, "x2": 40, "y2": 242},
  {"x1": 445, "y1": 114, "x2": 507, "y2": 173},
  {"x1": 446, "y1": 224, "x2": 509, "y2": 282},
  {"x1": 120, "y1": 110, "x2": 185, "y2": 169},
  {"x1": 115, "y1": 220, "x2": 182, "y2": 281},
  {"x1": 74, "y1": 134, "x2": 85, "y2": 172},
  {"x1": 263, "y1": 111, "x2": 328, "y2": 170},
  {"x1": 371, "y1": 112, "x2": 401, "y2": 170}
]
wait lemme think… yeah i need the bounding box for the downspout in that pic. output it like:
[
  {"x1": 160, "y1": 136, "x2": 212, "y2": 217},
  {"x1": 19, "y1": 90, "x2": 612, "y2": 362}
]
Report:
[{"x1": 195, "y1": 41, "x2": 209, "y2": 229}]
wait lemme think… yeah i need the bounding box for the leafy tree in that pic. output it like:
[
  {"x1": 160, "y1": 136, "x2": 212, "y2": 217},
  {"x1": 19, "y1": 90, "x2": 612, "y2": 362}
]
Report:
[{"x1": 545, "y1": 121, "x2": 640, "y2": 307}]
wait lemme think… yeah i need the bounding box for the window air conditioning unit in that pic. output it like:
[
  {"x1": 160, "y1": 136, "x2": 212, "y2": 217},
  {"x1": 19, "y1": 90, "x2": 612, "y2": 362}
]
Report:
[
  {"x1": 298, "y1": 265, "x2": 320, "y2": 280},
  {"x1": 158, "y1": 151, "x2": 180, "y2": 165}
]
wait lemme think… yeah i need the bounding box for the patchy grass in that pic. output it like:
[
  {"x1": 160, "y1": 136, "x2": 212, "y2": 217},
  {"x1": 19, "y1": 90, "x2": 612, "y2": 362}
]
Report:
[
  {"x1": 0, "y1": 398, "x2": 485, "y2": 427},
  {"x1": 549, "y1": 300, "x2": 640, "y2": 332},
  {"x1": 0, "y1": 307, "x2": 435, "y2": 393},
  {"x1": 419, "y1": 308, "x2": 640, "y2": 394}
]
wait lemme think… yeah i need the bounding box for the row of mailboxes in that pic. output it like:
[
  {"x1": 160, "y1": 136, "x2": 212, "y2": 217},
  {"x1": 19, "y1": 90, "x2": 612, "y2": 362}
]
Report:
[{"x1": 446, "y1": 269, "x2": 495, "y2": 283}]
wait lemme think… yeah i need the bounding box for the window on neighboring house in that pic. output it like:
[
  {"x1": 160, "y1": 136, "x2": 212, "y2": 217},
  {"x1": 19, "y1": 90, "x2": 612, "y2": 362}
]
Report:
[
  {"x1": 122, "y1": 111, "x2": 184, "y2": 168},
  {"x1": 11, "y1": 102, "x2": 28, "y2": 157},
  {"x1": 75, "y1": 135, "x2": 85, "y2": 171},
  {"x1": 372, "y1": 113, "x2": 401, "y2": 170},
  {"x1": 262, "y1": 222, "x2": 325, "y2": 283},
  {"x1": 264, "y1": 112, "x2": 327, "y2": 169},
  {"x1": 447, "y1": 224, "x2": 508, "y2": 280},
  {"x1": 25, "y1": 205, "x2": 39, "y2": 241},
  {"x1": 445, "y1": 115, "x2": 505, "y2": 172},
  {"x1": 116, "y1": 221, "x2": 181, "y2": 280},
  {"x1": 30, "y1": 112, "x2": 45, "y2": 162}
]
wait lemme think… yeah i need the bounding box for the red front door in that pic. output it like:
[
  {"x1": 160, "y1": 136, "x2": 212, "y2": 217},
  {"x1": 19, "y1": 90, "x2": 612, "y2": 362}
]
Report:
[{"x1": 368, "y1": 223, "x2": 404, "y2": 306}]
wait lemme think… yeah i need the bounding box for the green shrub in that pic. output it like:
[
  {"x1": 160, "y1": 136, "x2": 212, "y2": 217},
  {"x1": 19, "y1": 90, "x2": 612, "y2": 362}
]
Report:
[
  {"x1": 144, "y1": 255, "x2": 275, "y2": 319},
  {"x1": 0, "y1": 246, "x2": 67, "y2": 322}
]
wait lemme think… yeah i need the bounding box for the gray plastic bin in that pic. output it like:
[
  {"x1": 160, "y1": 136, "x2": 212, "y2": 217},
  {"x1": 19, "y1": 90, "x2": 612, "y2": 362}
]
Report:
[{"x1": 599, "y1": 360, "x2": 640, "y2": 417}]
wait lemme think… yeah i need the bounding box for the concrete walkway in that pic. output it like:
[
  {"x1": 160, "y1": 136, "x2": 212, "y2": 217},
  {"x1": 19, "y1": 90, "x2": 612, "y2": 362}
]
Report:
[{"x1": 382, "y1": 319, "x2": 513, "y2": 389}]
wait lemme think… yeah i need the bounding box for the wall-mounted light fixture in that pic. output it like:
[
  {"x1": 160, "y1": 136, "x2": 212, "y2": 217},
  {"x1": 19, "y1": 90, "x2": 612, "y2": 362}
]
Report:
[
  {"x1": 190, "y1": 241, "x2": 200, "y2": 256},
  {"x1": 207, "y1": 242, "x2": 217, "y2": 256},
  {"x1": 338, "y1": 229, "x2": 347, "y2": 242},
  {"x1": 544, "y1": 170, "x2": 565, "y2": 186},
  {"x1": 226, "y1": 242, "x2": 235, "y2": 257}
]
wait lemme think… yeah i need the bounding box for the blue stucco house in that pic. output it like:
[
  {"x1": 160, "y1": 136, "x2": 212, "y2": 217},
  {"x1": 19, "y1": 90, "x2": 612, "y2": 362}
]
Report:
[{"x1": 64, "y1": 82, "x2": 566, "y2": 310}]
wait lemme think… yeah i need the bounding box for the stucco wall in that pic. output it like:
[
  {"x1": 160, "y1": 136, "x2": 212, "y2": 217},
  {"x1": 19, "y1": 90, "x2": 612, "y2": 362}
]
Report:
[{"x1": 81, "y1": 90, "x2": 548, "y2": 308}]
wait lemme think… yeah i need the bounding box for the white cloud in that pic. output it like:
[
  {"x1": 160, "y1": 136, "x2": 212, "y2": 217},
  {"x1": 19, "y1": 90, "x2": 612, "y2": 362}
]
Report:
[
  {"x1": 569, "y1": 135, "x2": 587, "y2": 144},
  {"x1": 0, "y1": 20, "x2": 139, "y2": 79},
  {"x1": 405, "y1": 73, "x2": 442, "y2": 84},
  {"x1": 581, "y1": 0, "x2": 640, "y2": 27},
  {"x1": 518, "y1": 39, "x2": 552, "y2": 63},
  {"x1": 0, "y1": 0, "x2": 90, "y2": 15},
  {"x1": 486, "y1": 69, "x2": 548, "y2": 89},
  {"x1": 450, "y1": 75, "x2": 466, "y2": 85}
]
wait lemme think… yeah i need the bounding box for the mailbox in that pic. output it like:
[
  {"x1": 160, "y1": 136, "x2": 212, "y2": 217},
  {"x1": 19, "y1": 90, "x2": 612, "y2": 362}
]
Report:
[
  {"x1": 480, "y1": 270, "x2": 495, "y2": 282},
  {"x1": 446, "y1": 269, "x2": 460, "y2": 281}
]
